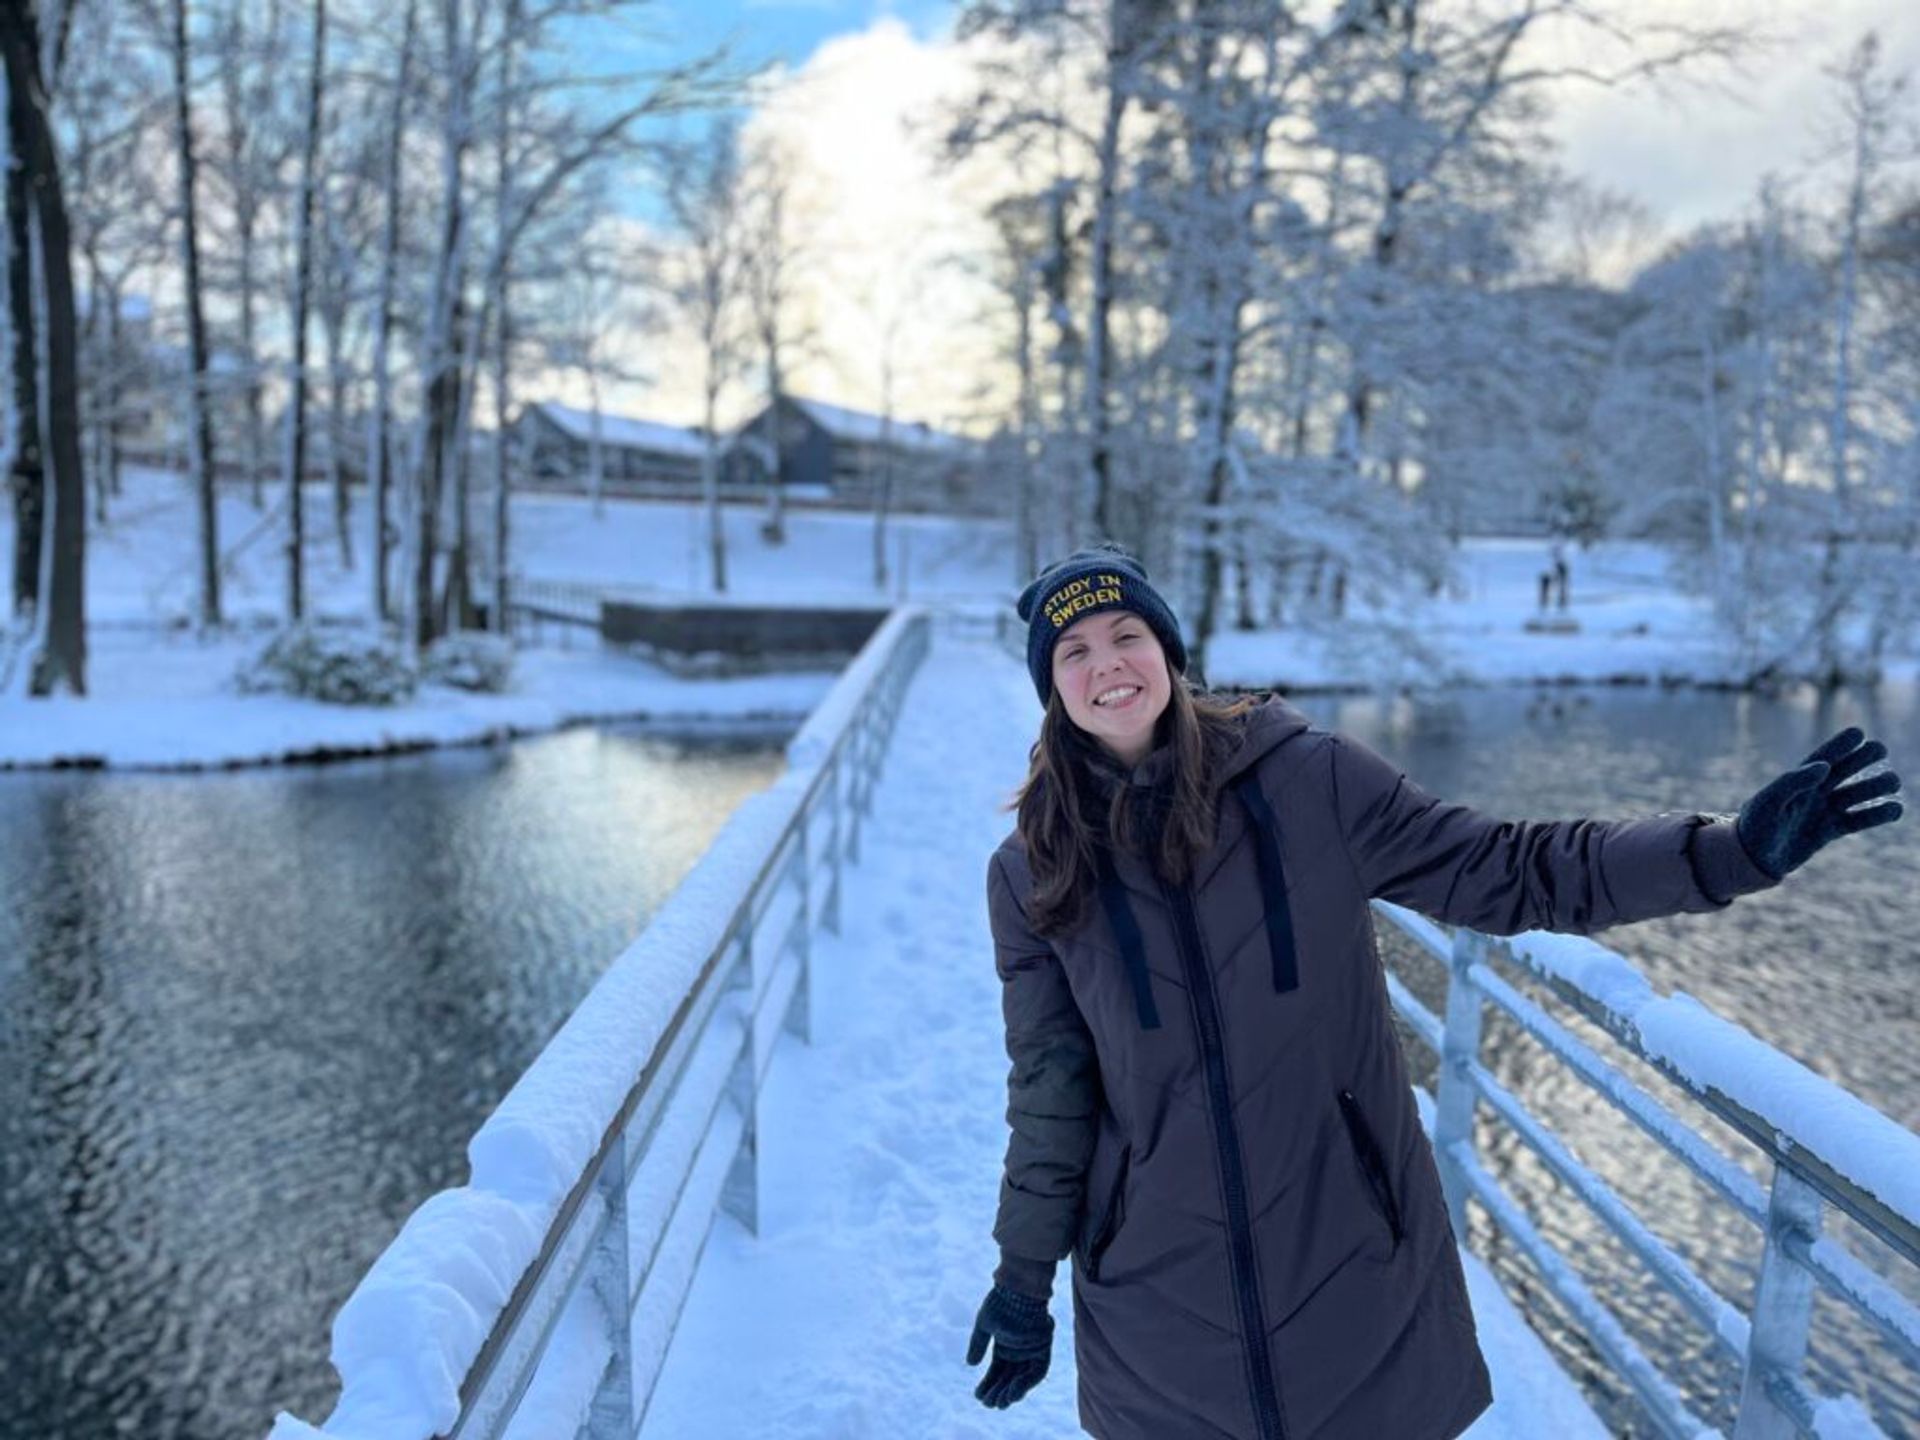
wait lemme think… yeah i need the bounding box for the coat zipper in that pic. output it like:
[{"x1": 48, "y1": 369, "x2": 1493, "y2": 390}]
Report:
[{"x1": 1162, "y1": 878, "x2": 1288, "y2": 1440}]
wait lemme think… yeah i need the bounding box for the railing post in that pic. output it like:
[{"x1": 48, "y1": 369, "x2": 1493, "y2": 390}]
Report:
[
  {"x1": 845, "y1": 716, "x2": 866, "y2": 863},
  {"x1": 719, "y1": 933, "x2": 759, "y2": 1237},
  {"x1": 1433, "y1": 927, "x2": 1487, "y2": 1240},
  {"x1": 785, "y1": 825, "x2": 812, "y2": 1044},
  {"x1": 582, "y1": 1128, "x2": 635, "y2": 1440},
  {"x1": 1733, "y1": 1166, "x2": 1823, "y2": 1440},
  {"x1": 822, "y1": 758, "x2": 844, "y2": 936}
]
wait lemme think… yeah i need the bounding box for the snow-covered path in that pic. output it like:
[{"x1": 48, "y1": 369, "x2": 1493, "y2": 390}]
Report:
[{"x1": 639, "y1": 629, "x2": 1606, "y2": 1439}]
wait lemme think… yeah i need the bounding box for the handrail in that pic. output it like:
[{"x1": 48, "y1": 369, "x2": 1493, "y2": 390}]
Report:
[
  {"x1": 1373, "y1": 900, "x2": 1919, "y2": 1439},
  {"x1": 269, "y1": 607, "x2": 931, "y2": 1440}
]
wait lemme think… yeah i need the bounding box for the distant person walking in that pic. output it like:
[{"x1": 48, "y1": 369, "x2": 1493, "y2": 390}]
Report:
[
  {"x1": 966, "y1": 543, "x2": 1904, "y2": 1438},
  {"x1": 1553, "y1": 550, "x2": 1570, "y2": 611}
]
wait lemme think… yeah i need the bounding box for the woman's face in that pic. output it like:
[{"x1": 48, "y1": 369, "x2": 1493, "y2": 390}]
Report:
[{"x1": 1052, "y1": 609, "x2": 1172, "y2": 767}]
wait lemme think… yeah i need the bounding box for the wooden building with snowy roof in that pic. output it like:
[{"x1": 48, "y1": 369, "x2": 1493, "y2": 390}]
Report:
[
  {"x1": 513, "y1": 401, "x2": 710, "y2": 497},
  {"x1": 724, "y1": 396, "x2": 984, "y2": 514}
]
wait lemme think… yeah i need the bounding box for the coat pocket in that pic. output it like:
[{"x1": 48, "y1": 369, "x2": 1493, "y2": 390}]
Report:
[
  {"x1": 1079, "y1": 1144, "x2": 1132, "y2": 1282},
  {"x1": 1337, "y1": 1089, "x2": 1404, "y2": 1253}
]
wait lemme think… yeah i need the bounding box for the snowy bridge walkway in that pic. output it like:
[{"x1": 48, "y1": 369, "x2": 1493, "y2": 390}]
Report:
[{"x1": 637, "y1": 627, "x2": 1604, "y2": 1439}]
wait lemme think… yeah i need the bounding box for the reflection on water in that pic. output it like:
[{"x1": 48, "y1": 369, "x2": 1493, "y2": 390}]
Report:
[
  {"x1": 1295, "y1": 679, "x2": 1920, "y2": 1437},
  {"x1": 0, "y1": 724, "x2": 788, "y2": 1440}
]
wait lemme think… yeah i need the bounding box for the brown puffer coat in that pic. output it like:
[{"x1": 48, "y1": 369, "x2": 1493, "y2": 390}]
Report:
[{"x1": 987, "y1": 695, "x2": 1779, "y2": 1440}]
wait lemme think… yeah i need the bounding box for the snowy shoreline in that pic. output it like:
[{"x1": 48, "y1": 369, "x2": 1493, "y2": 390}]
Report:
[
  {"x1": 0, "y1": 707, "x2": 813, "y2": 774},
  {"x1": 0, "y1": 633, "x2": 835, "y2": 773},
  {"x1": 7, "y1": 617, "x2": 1915, "y2": 773},
  {"x1": 1248, "y1": 655, "x2": 1920, "y2": 697},
  {"x1": 6, "y1": 471, "x2": 1916, "y2": 771}
]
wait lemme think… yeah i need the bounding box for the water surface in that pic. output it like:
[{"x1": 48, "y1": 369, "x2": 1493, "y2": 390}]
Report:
[{"x1": 0, "y1": 724, "x2": 788, "y2": 1439}]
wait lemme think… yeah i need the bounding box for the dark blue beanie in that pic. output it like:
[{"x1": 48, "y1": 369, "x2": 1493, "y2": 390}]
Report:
[{"x1": 1015, "y1": 544, "x2": 1188, "y2": 706}]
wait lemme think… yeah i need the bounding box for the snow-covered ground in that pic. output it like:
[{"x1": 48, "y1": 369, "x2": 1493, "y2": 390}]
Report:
[
  {"x1": 6, "y1": 467, "x2": 1914, "y2": 771},
  {"x1": 0, "y1": 625, "x2": 833, "y2": 770},
  {"x1": 1209, "y1": 538, "x2": 1920, "y2": 691},
  {"x1": 637, "y1": 630, "x2": 1608, "y2": 1439}
]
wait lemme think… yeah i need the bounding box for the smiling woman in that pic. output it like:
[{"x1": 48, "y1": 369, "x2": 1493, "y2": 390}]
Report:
[{"x1": 964, "y1": 543, "x2": 1901, "y2": 1440}]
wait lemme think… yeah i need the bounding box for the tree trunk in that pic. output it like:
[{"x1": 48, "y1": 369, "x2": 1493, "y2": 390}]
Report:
[
  {"x1": 1697, "y1": 317, "x2": 1725, "y2": 600},
  {"x1": 2, "y1": 0, "x2": 87, "y2": 694},
  {"x1": 443, "y1": 295, "x2": 478, "y2": 633},
  {"x1": 488, "y1": 0, "x2": 519, "y2": 634},
  {"x1": 238, "y1": 212, "x2": 264, "y2": 507},
  {"x1": 1013, "y1": 258, "x2": 1038, "y2": 583},
  {"x1": 220, "y1": 0, "x2": 268, "y2": 509},
  {"x1": 170, "y1": 0, "x2": 221, "y2": 628},
  {"x1": 702, "y1": 392, "x2": 726, "y2": 592},
  {"x1": 368, "y1": 0, "x2": 415, "y2": 625},
  {"x1": 281, "y1": 0, "x2": 325, "y2": 622},
  {"x1": 1815, "y1": 76, "x2": 1872, "y2": 688},
  {"x1": 763, "y1": 356, "x2": 786, "y2": 544},
  {"x1": 588, "y1": 378, "x2": 604, "y2": 515},
  {"x1": 414, "y1": 294, "x2": 460, "y2": 652},
  {"x1": 90, "y1": 269, "x2": 119, "y2": 525},
  {"x1": 6, "y1": 91, "x2": 44, "y2": 621},
  {"x1": 411, "y1": 0, "x2": 469, "y2": 655},
  {"x1": 324, "y1": 302, "x2": 351, "y2": 572},
  {"x1": 76, "y1": 254, "x2": 116, "y2": 529},
  {"x1": 1084, "y1": 40, "x2": 1125, "y2": 542},
  {"x1": 872, "y1": 371, "x2": 894, "y2": 591}
]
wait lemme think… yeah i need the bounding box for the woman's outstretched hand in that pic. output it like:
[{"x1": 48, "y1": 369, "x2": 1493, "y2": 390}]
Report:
[
  {"x1": 966, "y1": 1283, "x2": 1053, "y2": 1409},
  {"x1": 1735, "y1": 727, "x2": 1904, "y2": 880}
]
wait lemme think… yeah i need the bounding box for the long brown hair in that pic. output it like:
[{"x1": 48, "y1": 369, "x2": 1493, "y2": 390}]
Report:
[{"x1": 1011, "y1": 665, "x2": 1257, "y2": 937}]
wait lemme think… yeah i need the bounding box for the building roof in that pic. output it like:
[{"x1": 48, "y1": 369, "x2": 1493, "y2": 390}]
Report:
[
  {"x1": 788, "y1": 396, "x2": 970, "y2": 454},
  {"x1": 531, "y1": 401, "x2": 709, "y2": 459}
]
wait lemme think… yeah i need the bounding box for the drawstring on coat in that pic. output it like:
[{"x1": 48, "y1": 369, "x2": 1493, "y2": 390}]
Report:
[
  {"x1": 1096, "y1": 773, "x2": 1301, "y2": 1030},
  {"x1": 1230, "y1": 772, "x2": 1302, "y2": 997},
  {"x1": 1095, "y1": 849, "x2": 1162, "y2": 1030}
]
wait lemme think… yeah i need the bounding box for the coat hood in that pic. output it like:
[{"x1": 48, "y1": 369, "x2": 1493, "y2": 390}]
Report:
[{"x1": 1216, "y1": 693, "x2": 1314, "y2": 787}]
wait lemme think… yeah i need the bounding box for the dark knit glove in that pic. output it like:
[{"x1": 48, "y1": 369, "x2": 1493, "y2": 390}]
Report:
[
  {"x1": 1735, "y1": 727, "x2": 1903, "y2": 880},
  {"x1": 965, "y1": 1283, "x2": 1053, "y2": 1409}
]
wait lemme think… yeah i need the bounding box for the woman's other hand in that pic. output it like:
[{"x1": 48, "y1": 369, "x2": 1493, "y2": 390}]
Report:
[
  {"x1": 1736, "y1": 727, "x2": 1904, "y2": 880},
  {"x1": 966, "y1": 1283, "x2": 1053, "y2": 1408}
]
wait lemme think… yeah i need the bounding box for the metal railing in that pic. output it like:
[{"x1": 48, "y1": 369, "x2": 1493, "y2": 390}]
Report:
[
  {"x1": 272, "y1": 607, "x2": 930, "y2": 1440},
  {"x1": 1375, "y1": 903, "x2": 1919, "y2": 1439},
  {"x1": 500, "y1": 575, "x2": 661, "y2": 646}
]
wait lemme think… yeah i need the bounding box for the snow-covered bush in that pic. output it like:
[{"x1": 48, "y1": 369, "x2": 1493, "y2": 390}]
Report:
[
  {"x1": 422, "y1": 631, "x2": 516, "y2": 693},
  {"x1": 235, "y1": 625, "x2": 417, "y2": 706}
]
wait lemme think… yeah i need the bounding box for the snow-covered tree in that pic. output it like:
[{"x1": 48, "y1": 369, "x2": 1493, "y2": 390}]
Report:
[
  {"x1": 280, "y1": 0, "x2": 327, "y2": 621},
  {"x1": 166, "y1": 0, "x2": 223, "y2": 629},
  {"x1": 663, "y1": 117, "x2": 746, "y2": 594},
  {"x1": 740, "y1": 132, "x2": 819, "y2": 547}
]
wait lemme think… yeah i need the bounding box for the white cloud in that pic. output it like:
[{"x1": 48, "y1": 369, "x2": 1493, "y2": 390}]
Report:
[
  {"x1": 1542, "y1": 0, "x2": 1920, "y2": 236},
  {"x1": 594, "y1": 18, "x2": 1012, "y2": 437}
]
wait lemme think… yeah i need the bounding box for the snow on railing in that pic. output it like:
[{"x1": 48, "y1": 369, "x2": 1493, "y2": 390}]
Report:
[
  {"x1": 267, "y1": 608, "x2": 932, "y2": 1440},
  {"x1": 1374, "y1": 901, "x2": 1920, "y2": 1440}
]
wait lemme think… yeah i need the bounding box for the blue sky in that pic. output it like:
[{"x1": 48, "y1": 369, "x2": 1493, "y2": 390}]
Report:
[{"x1": 606, "y1": 0, "x2": 954, "y2": 88}]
